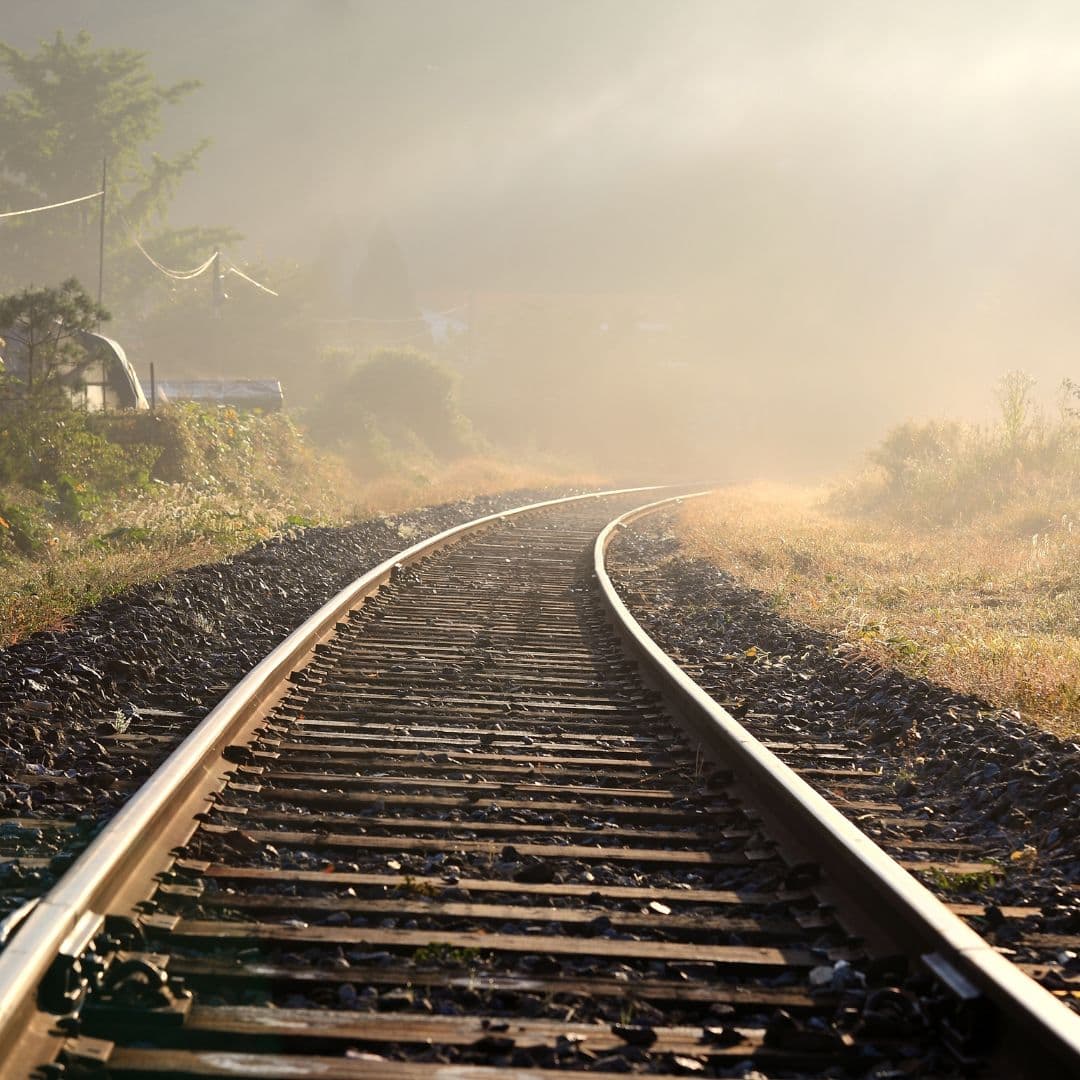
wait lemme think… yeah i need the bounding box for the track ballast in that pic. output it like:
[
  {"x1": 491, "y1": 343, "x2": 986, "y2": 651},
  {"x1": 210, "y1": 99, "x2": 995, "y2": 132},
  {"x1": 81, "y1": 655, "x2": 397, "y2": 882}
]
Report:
[{"x1": 1, "y1": 491, "x2": 1077, "y2": 1078}]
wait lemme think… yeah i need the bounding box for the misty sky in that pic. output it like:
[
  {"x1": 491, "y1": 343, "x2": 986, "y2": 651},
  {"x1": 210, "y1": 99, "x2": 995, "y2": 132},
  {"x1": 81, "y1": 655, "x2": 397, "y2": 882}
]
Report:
[{"x1": 7, "y1": 1, "x2": 1080, "y2": 457}]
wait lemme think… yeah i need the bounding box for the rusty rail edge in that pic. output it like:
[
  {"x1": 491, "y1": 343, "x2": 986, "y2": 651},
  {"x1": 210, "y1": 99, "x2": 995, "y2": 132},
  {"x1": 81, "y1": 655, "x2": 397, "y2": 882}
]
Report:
[
  {"x1": 0, "y1": 484, "x2": 666, "y2": 1064},
  {"x1": 594, "y1": 491, "x2": 1080, "y2": 1079}
]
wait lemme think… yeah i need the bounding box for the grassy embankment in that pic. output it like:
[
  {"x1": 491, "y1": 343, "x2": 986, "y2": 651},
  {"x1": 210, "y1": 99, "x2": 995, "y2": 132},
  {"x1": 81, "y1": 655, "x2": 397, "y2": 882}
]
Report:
[
  {"x1": 677, "y1": 375, "x2": 1080, "y2": 738},
  {"x1": 0, "y1": 402, "x2": 596, "y2": 645}
]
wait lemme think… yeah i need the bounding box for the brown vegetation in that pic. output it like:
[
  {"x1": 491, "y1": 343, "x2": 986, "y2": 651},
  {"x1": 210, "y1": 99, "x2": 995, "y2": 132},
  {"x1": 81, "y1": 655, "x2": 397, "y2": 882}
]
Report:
[{"x1": 678, "y1": 482, "x2": 1080, "y2": 738}]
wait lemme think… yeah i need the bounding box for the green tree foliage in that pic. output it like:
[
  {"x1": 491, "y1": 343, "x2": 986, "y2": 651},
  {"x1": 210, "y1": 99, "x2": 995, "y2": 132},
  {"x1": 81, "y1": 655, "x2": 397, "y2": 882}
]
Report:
[
  {"x1": 0, "y1": 278, "x2": 147, "y2": 540},
  {"x1": 0, "y1": 278, "x2": 108, "y2": 392},
  {"x1": 0, "y1": 30, "x2": 229, "y2": 299},
  {"x1": 0, "y1": 31, "x2": 202, "y2": 210}
]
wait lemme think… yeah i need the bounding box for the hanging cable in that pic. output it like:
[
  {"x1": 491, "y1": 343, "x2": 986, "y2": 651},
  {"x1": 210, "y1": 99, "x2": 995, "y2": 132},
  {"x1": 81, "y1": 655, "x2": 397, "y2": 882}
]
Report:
[
  {"x1": 0, "y1": 189, "x2": 104, "y2": 220},
  {"x1": 226, "y1": 263, "x2": 278, "y2": 297},
  {"x1": 120, "y1": 215, "x2": 219, "y2": 280},
  {"x1": 315, "y1": 305, "x2": 466, "y2": 325},
  {"x1": 121, "y1": 214, "x2": 278, "y2": 297},
  {"x1": 135, "y1": 242, "x2": 218, "y2": 280},
  {"x1": 2, "y1": 186, "x2": 281, "y2": 299}
]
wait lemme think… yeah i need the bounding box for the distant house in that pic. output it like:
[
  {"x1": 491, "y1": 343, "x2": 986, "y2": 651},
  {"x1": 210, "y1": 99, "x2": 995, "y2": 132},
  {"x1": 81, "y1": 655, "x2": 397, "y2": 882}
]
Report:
[
  {"x1": 423, "y1": 308, "x2": 468, "y2": 344},
  {"x1": 156, "y1": 379, "x2": 284, "y2": 411}
]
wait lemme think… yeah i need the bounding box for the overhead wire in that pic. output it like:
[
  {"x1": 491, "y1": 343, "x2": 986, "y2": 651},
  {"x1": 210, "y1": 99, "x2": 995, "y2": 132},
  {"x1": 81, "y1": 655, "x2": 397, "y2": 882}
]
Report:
[
  {"x1": 225, "y1": 263, "x2": 278, "y2": 297},
  {"x1": 316, "y1": 305, "x2": 466, "y2": 325},
  {"x1": 0, "y1": 189, "x2": 104, "y2": 220},
  {"x1": 120, "y1": 215, "x2": 278, "y2": 296},
  {"x1": 0, "y1": 190, "x2": 452, "y2": 314},
  {"x1": 134, "y1": 241, "x2": 218, "y2": 280},
  {"x1": 2, "y1": 184, "x2": 281, "y2": 300},
  {"x1": 120, "y1": 215, "x2": 219, "y2": 280}
]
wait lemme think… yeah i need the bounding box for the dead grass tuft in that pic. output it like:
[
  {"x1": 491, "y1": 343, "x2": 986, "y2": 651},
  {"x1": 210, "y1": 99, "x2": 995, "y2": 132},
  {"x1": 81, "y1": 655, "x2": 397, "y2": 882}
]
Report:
[{"x1": 346, "y1": 455, "x2": 602, "y2": 516}]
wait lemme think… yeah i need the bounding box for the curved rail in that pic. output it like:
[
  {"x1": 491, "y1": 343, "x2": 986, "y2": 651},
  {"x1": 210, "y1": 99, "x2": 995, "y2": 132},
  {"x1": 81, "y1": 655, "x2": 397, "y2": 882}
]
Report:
[
  {"x1": 593, "y1": 491, "x2": 1080, "y2": 1077},
  {"x1": 0, "y1": 485, "x2": 665, "y2": 1068}
]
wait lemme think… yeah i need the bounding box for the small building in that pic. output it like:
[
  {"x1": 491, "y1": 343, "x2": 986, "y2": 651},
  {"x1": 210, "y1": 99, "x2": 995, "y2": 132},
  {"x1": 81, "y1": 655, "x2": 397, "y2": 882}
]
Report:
[
  {"x1": 75, "y1": 332, "x2": 150, "y2": 411},
  {"x1": 0, "y1": 328, "x2": 148, "y2": 411}
]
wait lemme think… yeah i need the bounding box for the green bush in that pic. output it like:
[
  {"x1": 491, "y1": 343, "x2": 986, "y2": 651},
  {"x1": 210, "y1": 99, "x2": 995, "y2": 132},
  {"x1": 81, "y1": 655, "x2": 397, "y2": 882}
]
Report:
[
  {"x1": 306, "y1": 348, "x2": 475, "y2": 467},
  {"x1": 0, "y1": 496, "x2": 47, "y2": 556},
  {"x1": 0, "y1": 400, "x2": 338, "y2": 562},
  {"x1": 92, "y1": 404, "x2": 314, "y2": 492},
  {"x1": 0, "y1": 398, "x2": 157, "y2": 521}
]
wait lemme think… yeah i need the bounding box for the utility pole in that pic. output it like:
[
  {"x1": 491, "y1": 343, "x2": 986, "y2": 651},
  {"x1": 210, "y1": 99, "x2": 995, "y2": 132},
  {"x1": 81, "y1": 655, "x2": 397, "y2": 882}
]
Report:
[
  {"x1": 211, "y1": 251, "x2": 224, "y2": 310},
  {"x1": 97, "y1": 156, "x2": 107, "y2": 313}
]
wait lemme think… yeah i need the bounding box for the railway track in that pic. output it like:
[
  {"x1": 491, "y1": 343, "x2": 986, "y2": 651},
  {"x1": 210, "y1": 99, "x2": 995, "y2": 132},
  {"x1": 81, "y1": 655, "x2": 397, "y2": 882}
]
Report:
[
  {"x1": 0, "y1": 488, "x2": 1077, "y2": 1078},
  {"x1": 606, "y1": 504, "x2": 1080, "y2": 1011}
]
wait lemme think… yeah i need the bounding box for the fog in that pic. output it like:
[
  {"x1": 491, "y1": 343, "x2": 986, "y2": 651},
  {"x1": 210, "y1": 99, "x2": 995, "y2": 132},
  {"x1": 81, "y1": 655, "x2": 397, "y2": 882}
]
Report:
[{"x1": 6, "y1": 1, "x2": 1080, "y2": 477}]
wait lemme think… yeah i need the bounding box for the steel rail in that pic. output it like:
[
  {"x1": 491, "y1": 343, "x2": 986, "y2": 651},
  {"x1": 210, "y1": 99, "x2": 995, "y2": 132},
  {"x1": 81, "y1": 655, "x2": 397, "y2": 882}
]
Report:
[
  {"x1": 594, "y1": 491, "x2": 1080, "y2": 1079},
  {"x1": 0, "y1": 485, "x2": 665, "y2": 1069}
]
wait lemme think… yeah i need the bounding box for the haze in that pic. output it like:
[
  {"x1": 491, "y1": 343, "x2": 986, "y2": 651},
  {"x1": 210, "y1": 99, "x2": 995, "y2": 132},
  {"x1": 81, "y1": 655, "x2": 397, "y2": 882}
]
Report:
[{"x1": 6, "y1": 1, "x2": 1080, "y2": 475}]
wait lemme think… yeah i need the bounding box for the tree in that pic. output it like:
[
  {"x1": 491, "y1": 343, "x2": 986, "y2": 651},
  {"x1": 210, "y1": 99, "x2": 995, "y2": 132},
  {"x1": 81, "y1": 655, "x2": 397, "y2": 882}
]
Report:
[
  {"x1": 0, "y1": 31, "x2": 228, "y2": 300},
  {"x1": 0, "y1": 279, "x2": 109, "y2": 393},
  {"x1": 353, "y1": 224, "x2": 420, "y2": 322}
]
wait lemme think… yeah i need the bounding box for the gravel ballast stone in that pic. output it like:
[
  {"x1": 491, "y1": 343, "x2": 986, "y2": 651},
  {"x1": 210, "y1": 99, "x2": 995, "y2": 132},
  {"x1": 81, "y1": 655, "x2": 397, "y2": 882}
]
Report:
[{"x1": 0, "y1": 489, "x2": 582, "y2": 907}]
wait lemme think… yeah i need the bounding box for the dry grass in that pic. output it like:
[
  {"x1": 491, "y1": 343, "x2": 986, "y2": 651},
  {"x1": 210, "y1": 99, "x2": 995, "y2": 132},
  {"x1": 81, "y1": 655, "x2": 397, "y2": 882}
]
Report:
[
  {"x1": 0, "y1": 453, "x2": 601, "y2": 645},
  {"x1": 0, "y1": 540, "x2": 229, "y2": 644},
  {"x1": 677, "y1": 483, "x2": 1080, "y2": 738},
  {"x1": 347, "y1": 455, "x2": 602, "y2": 516}
]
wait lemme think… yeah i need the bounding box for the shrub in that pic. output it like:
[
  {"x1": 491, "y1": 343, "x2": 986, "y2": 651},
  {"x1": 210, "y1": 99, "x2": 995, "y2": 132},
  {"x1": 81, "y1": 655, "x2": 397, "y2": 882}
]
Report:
[
  {"x1": 0, "y1": 496, "x2": 47, "y2": 556},
  {"x1": 0, "y1": 398, "x2": 157, "y2": 519},
  {"x1": 870, "y1": 419, "x2": 967, "y2": 491},
  {"x1": 306, "y1": 348, "x2": 475, "y2": 467},
  {"x1": 0, "y1": 399, "x2": 325, "y2": 542},
  {"x1": 91, "y1": 405, "x2": 318, "y2": 493},
  {"x1": 834, "y1": 371, "x2": 1080, "y2": 523}
]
